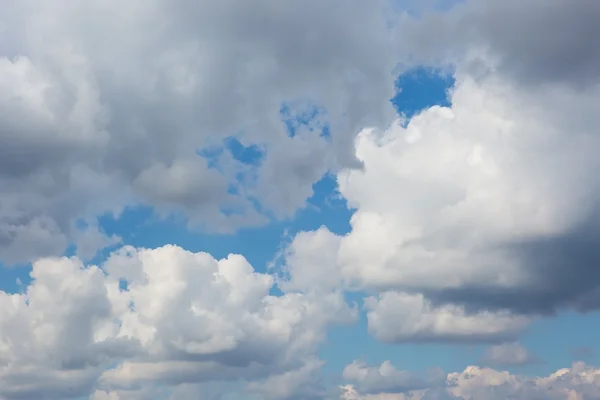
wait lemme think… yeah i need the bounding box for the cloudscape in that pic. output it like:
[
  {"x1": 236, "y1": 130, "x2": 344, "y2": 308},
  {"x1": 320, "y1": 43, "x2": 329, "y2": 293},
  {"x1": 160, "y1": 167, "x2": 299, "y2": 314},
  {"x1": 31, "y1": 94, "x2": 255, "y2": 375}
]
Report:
[{"x1": 1, "y1": 1, "x2": 600, "y2": 399}]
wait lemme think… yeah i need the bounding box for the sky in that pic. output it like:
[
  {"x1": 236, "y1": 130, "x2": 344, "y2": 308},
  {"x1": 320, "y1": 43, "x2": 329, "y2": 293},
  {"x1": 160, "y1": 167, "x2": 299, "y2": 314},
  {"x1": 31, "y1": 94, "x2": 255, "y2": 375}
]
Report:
[{"x1": 1, "y1": 1, "x2": 600, "y2": 399}]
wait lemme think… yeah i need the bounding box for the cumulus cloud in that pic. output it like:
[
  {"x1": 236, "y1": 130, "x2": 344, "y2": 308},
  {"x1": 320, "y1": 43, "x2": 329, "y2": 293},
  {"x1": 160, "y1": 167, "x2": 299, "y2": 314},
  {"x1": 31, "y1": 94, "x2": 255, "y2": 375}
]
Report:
[
  {"x1": 341, "y1": 361, "x2": 600, "y2": 400},
  {"x1": 336, "y1": 70, "x2": 600, "y2": 310},
  {"x1": 0, "y1": 245, "x2": 354, "y2": 399},
  {"x1": 283, "y1": 40, "x2": 600, "y2": 343},
  {"x1": 363, "y1": 292, "x2": 530, "y2": 344},
  {"x1": 0, "y1": 0, "x2": 399, "y2": 264}
]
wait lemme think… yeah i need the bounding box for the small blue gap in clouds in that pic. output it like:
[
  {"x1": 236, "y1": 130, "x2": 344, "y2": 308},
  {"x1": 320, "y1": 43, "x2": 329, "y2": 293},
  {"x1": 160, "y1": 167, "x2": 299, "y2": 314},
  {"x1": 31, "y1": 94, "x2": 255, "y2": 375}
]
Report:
[
  {"x1": 280, "y1": 101, "x2": 331, "y2": 140},
  {"x1": 198, "y1": 137, "x2": 265, "y2": 170},
  {"x1": 96, "y1": 173, "x2": 351, "y2": 276},
  {"x1": 320, "y1": 124, "x2": 332, "y2": 140},
  {"x1": 223, "y1": 136, "x2": 264, "y2": 166},
  {"x1": 0, "y1": 262, "x2": 32, "y2": 294},
  {"x1": 301, "y1": 174, "x2": 353, "y2": 235},
  {"x1": 118, "y1": 278, "x2": 129, "y2": 291},
  {"x1": 391, "y1": 67, "x2": 455, "y2": 123}
]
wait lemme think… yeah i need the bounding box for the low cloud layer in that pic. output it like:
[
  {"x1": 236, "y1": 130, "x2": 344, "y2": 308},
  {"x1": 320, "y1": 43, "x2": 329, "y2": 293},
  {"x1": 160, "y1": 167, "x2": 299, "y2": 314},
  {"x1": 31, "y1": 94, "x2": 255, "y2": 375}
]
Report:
[{"x1": 341, "y1": 360, "x2": 600, "y2": 400}]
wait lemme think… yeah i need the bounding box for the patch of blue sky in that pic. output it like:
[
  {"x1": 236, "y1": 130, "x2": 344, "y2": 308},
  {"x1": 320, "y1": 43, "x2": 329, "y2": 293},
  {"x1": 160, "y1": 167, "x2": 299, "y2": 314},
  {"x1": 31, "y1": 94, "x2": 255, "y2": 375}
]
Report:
[
  {"x1": 280, "y1": 100, "x2": 330, "y2": 139},
  {"x1": 199, "y1": 101, "x2": 329, "y2": 173},
  {"x1": 197, "y1": 136, "x2": 264, "y2": 173},
  {"x1": 516, "y1": 311, "x2": 600, "y2": 375},
  {"x1": 0, "y1": 261, "x2": 31, "y2": 294},
  {"x1": 96, "y1": 171, "x2": 351, "y2": 275},
  {"x1": 223, "y1": 136, "x2": 265, "y2": 166},
  {"x1": 391, "y1": 66, "x2": 455, "y2": 123}
]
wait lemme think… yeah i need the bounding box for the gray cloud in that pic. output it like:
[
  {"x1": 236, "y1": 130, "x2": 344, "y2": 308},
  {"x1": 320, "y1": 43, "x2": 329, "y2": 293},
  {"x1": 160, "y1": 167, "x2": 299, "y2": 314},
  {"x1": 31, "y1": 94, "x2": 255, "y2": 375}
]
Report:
[
  {"x1": 400, "y1": 0, "x2": 600, "y2": 89},
  {"x1": 429, "y1": 216, "x2": 600, "y2": 316},
  {"x1": 0, "y1": 0, "x2": 399, "y2": 264}
]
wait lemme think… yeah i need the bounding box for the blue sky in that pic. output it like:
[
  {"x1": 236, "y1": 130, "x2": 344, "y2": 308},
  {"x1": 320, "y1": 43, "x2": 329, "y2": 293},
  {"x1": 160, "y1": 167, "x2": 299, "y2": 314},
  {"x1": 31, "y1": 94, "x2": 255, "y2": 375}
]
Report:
[{"x1": 2, "y1": 1, "x2": 600, "y2": 399}]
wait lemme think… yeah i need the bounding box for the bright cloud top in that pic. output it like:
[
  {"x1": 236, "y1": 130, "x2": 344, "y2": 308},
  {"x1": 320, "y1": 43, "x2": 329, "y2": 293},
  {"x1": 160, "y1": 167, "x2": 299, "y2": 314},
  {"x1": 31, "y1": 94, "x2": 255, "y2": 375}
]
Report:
[{"x1": 0, "y1": 245, "x2": 353, "y2": 398}]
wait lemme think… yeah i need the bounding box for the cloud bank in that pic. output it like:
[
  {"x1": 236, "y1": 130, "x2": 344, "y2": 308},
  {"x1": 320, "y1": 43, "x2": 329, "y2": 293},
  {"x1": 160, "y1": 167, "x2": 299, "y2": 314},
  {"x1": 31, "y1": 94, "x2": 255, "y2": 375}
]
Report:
[
  {"x1": 341, "y1": 360, "x2": 600, "y2": 400},
  {"x1": 0, "y1": 0, "x2": 397, "y2": 264}
]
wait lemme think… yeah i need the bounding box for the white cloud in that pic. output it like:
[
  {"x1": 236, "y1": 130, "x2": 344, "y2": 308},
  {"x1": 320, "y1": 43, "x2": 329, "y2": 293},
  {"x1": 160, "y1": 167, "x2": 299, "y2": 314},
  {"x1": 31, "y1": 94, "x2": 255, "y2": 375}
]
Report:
[
  {"x1": 335, "y1": 72, "x2": 600, "y2": 296},
  {"x1": 341, "y1": 361, "x2": 600, "y2": 400},
  {"x1": 282, "y1": 45, "x2": 600, "y2": 344},
  {"x1": 276, "y1": 226, "x2": 345, "y2": 293},
  {"x1": 0, "y1": 245, "x2": 354, "y2": 399},
  {"x1": 363, "y1": 292, "x2": 530, "y2": 343}
]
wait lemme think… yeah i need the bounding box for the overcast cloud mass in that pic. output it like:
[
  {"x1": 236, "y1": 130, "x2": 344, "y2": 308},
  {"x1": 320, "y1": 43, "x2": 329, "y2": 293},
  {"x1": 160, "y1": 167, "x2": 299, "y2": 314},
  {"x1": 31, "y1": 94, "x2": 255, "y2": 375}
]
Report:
[{"x1": 2, "y1": 0, "x2": 600, "y2": 399}]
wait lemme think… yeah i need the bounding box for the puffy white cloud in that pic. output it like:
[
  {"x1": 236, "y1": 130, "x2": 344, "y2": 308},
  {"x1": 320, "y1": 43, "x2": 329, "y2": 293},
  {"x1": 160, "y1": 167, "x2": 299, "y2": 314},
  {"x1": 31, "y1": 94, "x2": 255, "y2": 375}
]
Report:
[
  {"x1": 363, "y1": 292, "x2": 530, "y2": 344},
  {"x1": 482, "y1": 342, "x2": 538, "y2": 367},
  {"x1": 335, "y1": 71, "x2": 600, "y2": 298},
  {"x1": 282, "y1": 43, "x2": 600, "y2": 343},
  {"x1": 0, "y1": 245, "x2": 354, "y2": 399},
  {"x1": 0, "y1": 0, "x2": 400, "y2": 264},
  {"x1": 341, "y1": 361, "x2": 600, "y2": 400},
  {"x1": 276, "y1": 226, "x2": 345, "y2": 293}
]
